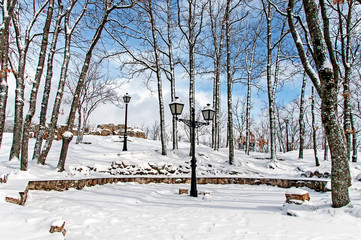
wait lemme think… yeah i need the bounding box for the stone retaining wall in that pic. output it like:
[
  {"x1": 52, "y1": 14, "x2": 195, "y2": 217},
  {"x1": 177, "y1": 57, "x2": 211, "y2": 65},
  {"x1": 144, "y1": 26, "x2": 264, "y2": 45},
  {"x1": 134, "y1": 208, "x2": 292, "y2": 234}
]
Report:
[{"x1": 5, "y1": 176, "x2": 329, "y2": 206}]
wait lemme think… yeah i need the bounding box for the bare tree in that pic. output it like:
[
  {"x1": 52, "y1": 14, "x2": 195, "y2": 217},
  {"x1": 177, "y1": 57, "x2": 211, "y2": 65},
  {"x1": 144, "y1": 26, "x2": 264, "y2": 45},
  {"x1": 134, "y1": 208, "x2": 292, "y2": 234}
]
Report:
[
  {"x1": 262, "y1": 0, "x2": 289, "y2": 162},
  {"x1": 32, "y1": 0, "x2": 66, "y2": 161},
  {"x1": 177, "y1": 0, "x2": 206, "y2": 156},
  {"x1": 276, "y1": 106, "x2": 286, "y2": 153},
  {"x1": 244, "y1": 17, "x2": 263, "y2": 155},
  {"x1": 298, "y1": 72, "x2": 307, "y2": 159},
  {"x1": 9, "y1": 0, "x2": 49, "y2": 161},
  {"x1": 57, "y1": 0, "x2": 136, "y2": 172},
  {"x1": 233, "y1": 97, "x2": 246, "y2": 142},
  {"x1": 225, "y1": 0, "x2": 234, "y2": 164},
  {"x1": 158, "y1": 0, "x2": 178, "y2": 150},
  {"x1": 0, "y1": 0, "x2": 17, "y2": 148},
  {"x1": 149, "y1": 120, "x2": 160, "y2": 141},
  {"x1": 204, "y1": 0, "x2": 226, "y2": 151},
  {"x1": 37, "y1": 0, "x2": 87, "y2": 165},
  {"x1": 334, "y1": 1, "x2": 360, "y2": 160},
  {"x1": 65, "y1": 62, "x2": 122, "y2": 144},
  {"x1": 287, "y1": 0, "x2": 350, "y2": 207},
  {"x1": 311, "y1": 86, "x2": 320, "y2": 166},
  {"x1": 105, "y1": 1, "x2": 168, "y2": 155},
  {"x1": 145, "y1": 0, "x2": 167, "y2": 155},
  {"x1": 224, "y1": 0, "x2": 248, "y2": 164},
  {"x1": 20, "y1": 0, "x2": 54, "y2": 171}
]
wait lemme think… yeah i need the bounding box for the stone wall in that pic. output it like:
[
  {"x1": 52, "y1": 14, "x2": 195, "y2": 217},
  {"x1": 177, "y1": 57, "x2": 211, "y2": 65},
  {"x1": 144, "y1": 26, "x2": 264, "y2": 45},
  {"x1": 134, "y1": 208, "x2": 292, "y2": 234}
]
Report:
[
  {"x1": 6, "y1": 176, "x2": 329, "y2": 206},
  {"x1": 94, "y1": 124, "x2": 146, "y2": 138},
  {"x1": 29, "y1": 123, "x2": 146, "y2": 140}
]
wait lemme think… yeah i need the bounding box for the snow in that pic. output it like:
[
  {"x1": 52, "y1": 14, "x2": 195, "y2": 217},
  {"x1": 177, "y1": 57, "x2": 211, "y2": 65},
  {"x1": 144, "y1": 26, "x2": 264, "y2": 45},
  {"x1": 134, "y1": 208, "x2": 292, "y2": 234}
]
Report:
[
  {"x1": 286, "y1": 188, "x2": 309, "y2": 195},
  {"x1": 356, "y1": 172, "x2": 361, "y2": 181},
  {"x1": 62, "y1": 131, "x2": 73, "y2": 139},
  {"x1": 1, "y1": 133, "x2": 361, "y2": 239},
  {"x1": 320, "y1": 59, "x2": 333, "y2": 71}
]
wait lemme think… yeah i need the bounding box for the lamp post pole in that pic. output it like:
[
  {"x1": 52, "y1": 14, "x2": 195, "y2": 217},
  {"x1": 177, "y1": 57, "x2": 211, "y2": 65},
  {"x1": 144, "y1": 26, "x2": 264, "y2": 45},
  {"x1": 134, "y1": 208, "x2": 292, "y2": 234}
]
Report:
[
  {"x1": 122, "y1": 93, "x2": 131, "y2": 151},
  {"x1": 169, "y1": 98, "x2": 215, "y2": 197},
  {"x1": 285, "y1": 119, "x2": 289, "y2": 152},
  {"x1": 190, "y1": 107, "x2": 197, "y2": 197},
  {"x1": 123, "y1": 102, "x2": 128, "y2": 151}
]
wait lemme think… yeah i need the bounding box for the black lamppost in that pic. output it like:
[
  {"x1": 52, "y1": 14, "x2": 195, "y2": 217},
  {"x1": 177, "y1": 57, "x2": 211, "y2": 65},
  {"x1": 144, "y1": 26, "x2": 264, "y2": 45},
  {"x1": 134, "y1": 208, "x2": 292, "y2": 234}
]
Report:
[
  {"x1": 284, "y1": 118, "x2": 289, "y2": 152},
  {"x1": 123, "y1": 93, "x2": 131, "y2": 151},
  {"x1": 169, "y1": 97, "x2": 215, "y2": 197}
]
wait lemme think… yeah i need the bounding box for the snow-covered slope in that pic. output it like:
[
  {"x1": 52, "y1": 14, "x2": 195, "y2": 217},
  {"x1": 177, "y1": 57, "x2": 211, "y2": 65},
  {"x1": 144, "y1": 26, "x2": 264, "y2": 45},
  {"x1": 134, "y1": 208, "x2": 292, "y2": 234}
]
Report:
[{"x1": 1, "y1": 133, "x2": 361, "y2": 239}]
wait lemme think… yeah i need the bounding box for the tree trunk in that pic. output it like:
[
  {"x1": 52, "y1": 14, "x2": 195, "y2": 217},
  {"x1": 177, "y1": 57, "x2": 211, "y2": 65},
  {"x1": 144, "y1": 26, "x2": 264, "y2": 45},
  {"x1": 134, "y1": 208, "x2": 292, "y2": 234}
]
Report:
[
  {"x1": 20, "y1": 0, "x2": 54, "y2": 170},
  {"x1": 148, "y1": 0, "x2": 166, "y2": 156},
  {"x1": 276, "y1": 109, "x2": 285, "y2": 153},
  {"x1": 225, "y1": 0, "x2": 234, "y2": 165},
  {"x1": 188, "y1": 2, "x2": 196, "y2": 157},
  {"x1": 343, "y1": 68, "x2": 352, "y2": 160},
  {"x1": 33, "y1": 1, "x2": 64, "y2": 161},
  {"x1": 9, "y1": 15, "x2": 26, "y2": 161},
  {"x1": 245, "y1": 71, "x2": 251, "y2": 155},
  {"x1": 57, "y1": 132, "x2": 73, "y2": 171},
  {"x1": 178, "y1": 0, "x2": 203, "y2": 156},
  {"x1": 38, "y1": 0, "x2": 84, "y2": 165},
  {"x1": 9, "y1": 1, "x2": 49, "y2": 161},
  {"x1": 213, "y1": 61, "x2": 221, "y2": 151},
  {"x1": 324, "y1": 132, "x2": 328, "y2": 161},
  {"x1": 264, "y1": 2, "x2": 277, "y2": 161},
  {"x1": 0, "y1": 0, "x2": 17, "y2": 148},
  {"x1": 287, "y1": 0, "x2": 350, "y2": 208},
  {"x1": 337, "y1": 1, "x2": 354, "y2": 161},
  {"x1": 166, "y1": 0, "x2": 178, "y2": 150},
  {"x1": 245, "y1": 19, "x2": 261, "y2": 155},
  {"x1": 208, "y1": 0, "x2": 225, "y2": 151},
  {"x1": 58, "y1": 3, "x2": 115, "y2": 171},
  {"x1": 298, "y1": 73, "x2": 306, "y2": 159},
  {"x1": 76, "y1": 105, "x2": 82, "y2": 144},
  {"x1": 311, "y1": 87, "x2": 320, "y2": 167}
]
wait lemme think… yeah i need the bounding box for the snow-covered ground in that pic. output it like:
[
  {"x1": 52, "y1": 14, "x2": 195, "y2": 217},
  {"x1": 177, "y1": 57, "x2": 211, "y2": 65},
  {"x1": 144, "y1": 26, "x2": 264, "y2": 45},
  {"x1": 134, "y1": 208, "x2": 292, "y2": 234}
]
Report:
[{"x1": 1, "y1": 133, "x2": 361, "y2": 239}]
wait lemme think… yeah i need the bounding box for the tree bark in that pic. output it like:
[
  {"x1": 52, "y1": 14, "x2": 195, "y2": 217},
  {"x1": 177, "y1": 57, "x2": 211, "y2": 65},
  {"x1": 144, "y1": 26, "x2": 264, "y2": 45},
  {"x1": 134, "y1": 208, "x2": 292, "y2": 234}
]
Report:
[
  {"x1": 324, "y1": 132, "x2": 328, "y2": 161},
  {"x1": 311, "y1": 87, "x2": 320, "y2": 167},
  {"x1": 76, "y1": 105, "x2": 82, "y2": 144},
  {"x1": 225, "y1": 0, "x2": 234, "y2": 165},
  {"x1": 298, "y1": 73, "x2": 307, "y2": 159}
]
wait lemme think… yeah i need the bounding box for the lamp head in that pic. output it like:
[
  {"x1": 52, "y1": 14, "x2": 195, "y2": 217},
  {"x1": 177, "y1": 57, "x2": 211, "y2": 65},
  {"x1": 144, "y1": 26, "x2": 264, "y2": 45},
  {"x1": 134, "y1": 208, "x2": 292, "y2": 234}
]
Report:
[{"x1": 123, "y1": 93, "x2": 131, "y2": 104}]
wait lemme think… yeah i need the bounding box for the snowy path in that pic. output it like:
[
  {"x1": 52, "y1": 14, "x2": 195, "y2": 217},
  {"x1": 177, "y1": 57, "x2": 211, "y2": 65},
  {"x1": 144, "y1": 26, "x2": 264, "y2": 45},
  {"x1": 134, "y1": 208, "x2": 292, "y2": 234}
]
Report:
[{"x1": 25, "y1": 183, "x2": 361, "y2": 240}]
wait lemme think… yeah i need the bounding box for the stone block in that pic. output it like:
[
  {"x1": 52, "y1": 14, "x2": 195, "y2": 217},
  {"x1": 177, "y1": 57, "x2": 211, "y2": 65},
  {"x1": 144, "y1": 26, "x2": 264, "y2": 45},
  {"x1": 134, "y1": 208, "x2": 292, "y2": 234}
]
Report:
[
  {"x1": 179, "y1": 189, "x2": 189, "y2": 195},
  {"x1": 285, "y1": 188, "x2": 310, "y2": 204},
  {"x1": 5, "y1": 196, "x2": 21, "y2": 205},
  {"x1": 50, "y1": 221, "x2": 66, "y2": 236}
]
